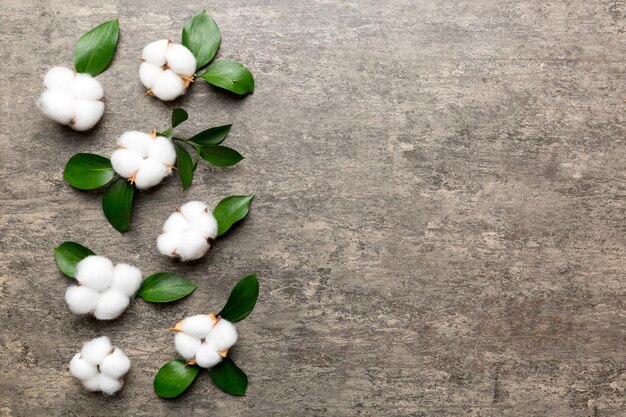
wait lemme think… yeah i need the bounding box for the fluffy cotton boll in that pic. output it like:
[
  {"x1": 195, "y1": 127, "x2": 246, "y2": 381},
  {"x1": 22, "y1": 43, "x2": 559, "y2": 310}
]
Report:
[
  {"x1": 76, "y1": 256, "x2": 114, "y2": 292},
  {"x1": 142, "y1": 39, "x2": 169, "y2": 66},
  {"x1": 110, "y1": 264, "x2": 143, "y2": 297},
  {"x1": 147, "y1": 136, "x2": 176, "y2": 165},
  {"x1": 111, "y1": 148, "x2": 144, "y2": 179},
  {"x1": 157, "y1": 232, "x2": 182, "y2": 256},
  {"x1": 165, "y1": 44, "x2": 197, "y2": 77},
  {"x1": 180, "y1": 201, "x2": 209, "y2": 219},
  {"x1": 207, "y1": 319, "x2": 238, "y2": 352},
  {"x1": 163, "y1": 212, "x2": 189, "y2": 234},
  {"x1": 151, "y1": 69, "x2": 185, "y2": 101},
  {"x1": 37, "y1": 89, "x2": 76, "y2": 124},
  {"x1": 139, "y1": 62, "x2": 164, "y2": 90},
  {"x1": 133, "y1": 158, "x2": 169, "y2": 190},
  {"x1": 118, "y1": 131, "x2": 154, "y2": 157},
  {"x1": 98, "y1": 374, "x2": 124, "y2": 395},
  {"x1": 181, "y1": 314, "x2": 214, "y2": 339},
  {"x1": 93, "y1": 289, "x2": 130, "y2": 320},
  {"x1": 194, "y1": 344, "x2": 222, "y2": 369},
  {"x1": 73, "y1": 73, "x2": 104, "y2": 100},
  {"x1": 175, "y1": 332, "x2": 202, "y2": 360},
  {"x1": 81, "y1": 336, "x2": 112, "y2": 366},
  {"x1": 81, "y1": 375, "x2": 101, "y2": 391},
  {"x1": 188, "y1": 213, "x2": 218, "y2": 240},
  {"x1": 65, "y1": 285, "x2": 100, "y2": 315},
  {"x1": 72, "y1": 99, "x2": 105, "y2": 131},
  {"x1": 99, "y1": 348, "x2": 131, "y2": 379},
  {"x1": 69, "y1": 353, "x2": 99, "y2": 380},
  {"x1": 43, "y1": 66, "x2": 75, "y2": 91},
  {"x1": 175, "y1": 231, "x2": 210, "y2": 261}
]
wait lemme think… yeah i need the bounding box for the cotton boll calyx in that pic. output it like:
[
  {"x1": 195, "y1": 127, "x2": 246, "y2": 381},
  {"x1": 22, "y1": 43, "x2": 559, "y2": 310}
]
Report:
[
  {"x1": 94, "y1": 289, "x2": 130, "y2": 320},
  {"x1": 157, "y1": 201, "x2": 218, "y2": 261},
  {"x1": 71, "y1": 338, "x2": 130, "y2": 395},
  {"x1": 140, "y1": 40, "x2": 196, "y2": 101},
  {"x1": 38, "y1": 66, "x2": 105, "y2": 130},
  {"x1": 172, "y1": 314, "x2": 238, "y2": 369}
]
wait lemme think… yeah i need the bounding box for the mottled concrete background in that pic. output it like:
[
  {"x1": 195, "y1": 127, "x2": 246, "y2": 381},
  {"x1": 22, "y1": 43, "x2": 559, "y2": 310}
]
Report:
[{"x1": 0, "y1": 0, "x2": 625, "y2": 416}]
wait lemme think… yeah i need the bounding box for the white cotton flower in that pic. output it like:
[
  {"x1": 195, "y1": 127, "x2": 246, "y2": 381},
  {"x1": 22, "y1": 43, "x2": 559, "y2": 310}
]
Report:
[
  {"x1": 65, "y1": 285, "x2": 100, "y2": 314},
  {"x1": 171, "y1": 315, "x2": 238, "y2": 369},
  {"x1": 195, "y1": 343, "x2": 222, "y2": 368},
  {"x1": 94, "y1": 289, "x2": 130, "y2": 320},
  {"x1": 99, "y1": 348, "x2": 131, "y2": 379},
  {"x1": 81, "y1": 336, "x2": 113, "y2": 366},
  {"x1": 69, "y1": 353, "x2": 99, "y2": 380},
  {"x1": 175, "y1": 332, "x2": 202, "y2": 360},
  {"x1": 140, "y1": 40, "x2": 196, "y2": 101},
  {"x1": 66, "y1": 256, "x2": 141, "y2": 320},
  {"x1": 75, "y1": 256, "x2": 114, "y2": 292},
  {"x1": 71, "y1": 338, "x2": 130, "y2": 395},
  {"x1": 38, "y1": 66, "x2": 105, "y2": 131},
  {"x1": 157, "y1": 201, "x2": 218, "y2": 261},
  {"x1": 112, "y1": 132, "x2": 175, "y2": 190},
  {"x1": 110, "y1": 263, "x2": 142, "y2": 297}
]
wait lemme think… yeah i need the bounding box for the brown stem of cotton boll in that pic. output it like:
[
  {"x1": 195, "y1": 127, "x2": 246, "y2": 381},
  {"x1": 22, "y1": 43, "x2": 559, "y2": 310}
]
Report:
[
  {"x1": 182, "y1": 76, "x2": 194, "y2": 88},
  {"x1": 150, "y1": 129, "x2": 157, "y2": 138},
  {"x1": 145, "y1": 89, "x2": 153, "y2": 96}
]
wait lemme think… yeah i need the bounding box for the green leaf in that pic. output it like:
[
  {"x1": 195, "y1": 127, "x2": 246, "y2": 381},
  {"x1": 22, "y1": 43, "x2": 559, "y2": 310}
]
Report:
[
  {"x1": 137, "y1": 272, "x2": 197, "y2": 303},
  {"x1": 54, "y1": 242, "x2": 95, "y2": 278},
  {"x1": 154, "y1": 360, "x2": 201, "y2": 399},
  {"x1": 218, "y1": 273, "x2": 259, "y2": 323},
  {"x1": 102, "y1": 178, "x2": 134, "y2": 232},
  {"x1": 175, "y1": 143, "x2": 194, "y2": 191},
  {"x1": 64, "y1": 153, "x2": 116, "y2": 190},
  {"x1": 172, "y1": 108, "x2": 188, "y2": 128},
  {"x1": 213, "y1": 194, "x2": 254, "y2": 237},
  {"x1": 208, "y1": 357, "x2": 248, "y2": 396},
  {"x1": 182, "y1": 10, "x2": 221, "y2": 70},
  {"x1": 199, "y1": 145, "x2": 244, "y2": 167},
  {"x1": 73, "y1": 19, "x2": 119, "y2": 76},
  {"x1": 188, "y1": 124, "x2": 232, "y2": 146},
  {"x1": 198, "y1": 60, "x2": 254, "y2": 95}
]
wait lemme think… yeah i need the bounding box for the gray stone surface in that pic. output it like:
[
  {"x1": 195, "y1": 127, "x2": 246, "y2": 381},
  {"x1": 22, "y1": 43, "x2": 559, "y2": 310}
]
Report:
[{"x1": 0, "y1": 0, "x2": 625, "y2": 415}]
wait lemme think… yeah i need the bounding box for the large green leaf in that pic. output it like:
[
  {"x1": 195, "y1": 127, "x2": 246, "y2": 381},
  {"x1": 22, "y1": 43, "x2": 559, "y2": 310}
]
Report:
[
  {"x1": 199, "y1": 60, "x2": 254, "y2": 95},
  {"x1": 199, "y1": 145, "x2": 244, "y2": 167},
  {"x1": 175, "y1": 143, "x2": 194, "y2": 191},
  {"x1": 137, "y1": 272, "x2": 197, "y2": 303},
  {"x1": 64, "y1": 153, "x2": 115, "y2": 190},
  {"x1": 154, "y1": 360, "x2": 201, "y2": 399},
  {"x1": 218, "y1": 273, "x2": 259, "y2": 323},
  {"x1": 213, "y1": 194, "x2": 254, "y2": 236},
  {"x1": 73, "y1": 19, "x2": 119, "y2": 76},
  {"x1": 182, "y1": 11, "x2": 221, "y2": 70},
  {"x1": 172, "y1": 107, "x2": 188, "y2": 128},
  {"x1": 102, "y1": 178, "x2": 134, "y2": 232},
  {"x1": 208, "y1": 357, "x2": 248, "y2": 396},
  {"x1": 188, "y1": 124, "x2": 232, "y2": 146},
  {"x1": 54, "y1": 242, "x2": 95, "y2": 278}
]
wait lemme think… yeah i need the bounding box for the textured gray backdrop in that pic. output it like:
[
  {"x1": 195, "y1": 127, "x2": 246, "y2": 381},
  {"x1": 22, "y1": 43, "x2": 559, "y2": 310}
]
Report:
[{"x1": 1, "y1": 0, "x2": 625, "y2": 416}]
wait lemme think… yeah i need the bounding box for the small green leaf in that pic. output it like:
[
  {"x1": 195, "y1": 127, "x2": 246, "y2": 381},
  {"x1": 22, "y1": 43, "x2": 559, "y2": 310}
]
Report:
[
  {"x1": 208, "y1": 357, "x2": 248, "y2": 396},
  {"x1": 54, "y1": 242, "x2": 95, "y2": 278},
  {"x1": 64, "y1": 153, "x2": 116, "y2": 190},
  {"x1": 213, "y1": 194, "x2": 254, "y2": 237},
  {"x1": 218, "y1": 273, "x2": 259, "y2": 323},
  {"x1": 102, "y1": 178, "x2": 134, "y2": 232},
  {"x1": 188, "y1": 124, "x2": 232, "y2": 146},
  {"x1": 73, "y1": 19, "x2": 119, "y2": 76},
  {"x1": 154, "y1": 360, "x2": 201, "y2": 399},
  {"x1": 175, "y1": 143, "x2": 194, "y2": 191},
  {"x1": 199, "y1": 146, "x2": 244, "y2": 167},
  {"x1": 137, "y1": 272, "x2": 197, "y2": 303},
  {"x1": 182, "y1": 10, "x2": 221, "y2": 69},
  {"x1": 198, "y1": 60, "x2": 254, "y2": 95},
  {"x1": 172, "y1": 108, "x2": 188, "y2": 128}
]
